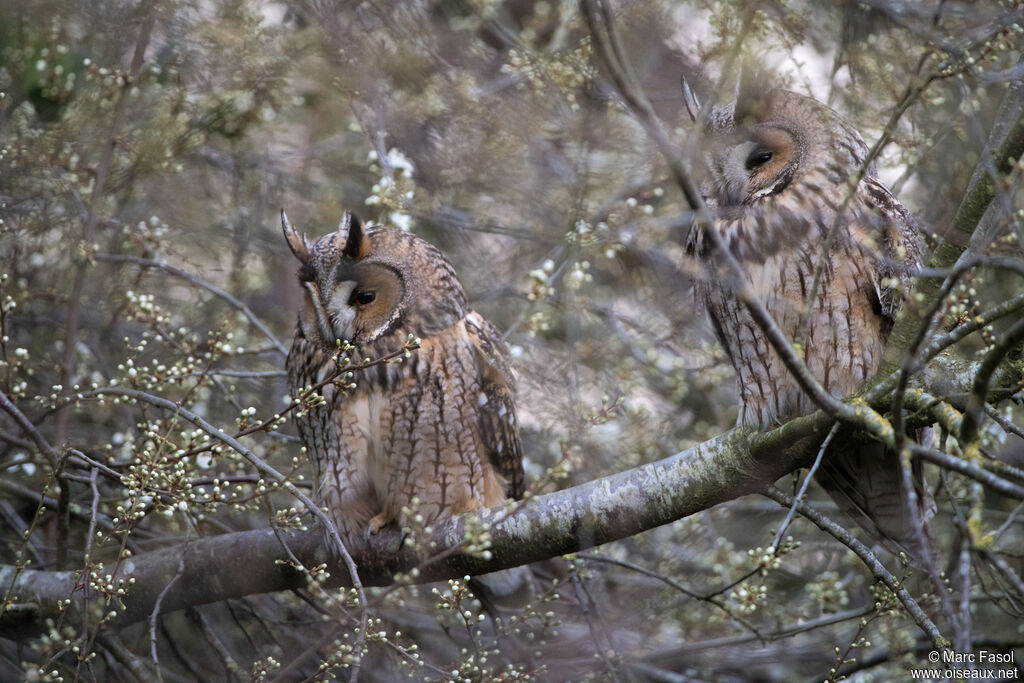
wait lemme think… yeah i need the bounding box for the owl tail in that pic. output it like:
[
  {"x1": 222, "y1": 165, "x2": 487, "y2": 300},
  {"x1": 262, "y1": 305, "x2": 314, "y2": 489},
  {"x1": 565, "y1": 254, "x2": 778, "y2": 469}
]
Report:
[
  {"x1": 469, "y1": 557, "x2": 570, "y2": 622},
  {"x1": 814, "y1": 436, "x2": 938, "y2": 564},
  {"x1": 468, "y1": 566, "x2": 536, "y2": 620}
]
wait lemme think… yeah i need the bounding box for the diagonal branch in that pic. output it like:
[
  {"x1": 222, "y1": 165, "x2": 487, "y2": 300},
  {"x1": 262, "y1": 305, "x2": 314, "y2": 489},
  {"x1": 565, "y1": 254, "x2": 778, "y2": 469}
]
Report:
[
  {"x1": 94, "y1": 253, "x2": 289, "y2": 358},
  {"x1": 877, "y1": 84, "x2": 1024, "y2": 379},
  {"x1": 761, "y1": 485, "x2": 944, "y2": 648},
  {"x1": 2, "y1": 349, "x2": 1019, "y2": 640},
  {"x1": 0, "y1": 423, "x2": 813, "y2": 635}
]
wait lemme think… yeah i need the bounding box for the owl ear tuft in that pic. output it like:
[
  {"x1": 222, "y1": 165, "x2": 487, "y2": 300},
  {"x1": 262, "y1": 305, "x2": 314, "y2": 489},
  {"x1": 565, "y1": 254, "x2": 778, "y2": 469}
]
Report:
[
  {"x1": 281, "y1": 210, "x2": 311, "y2": 265},
  {"x1": 340, "y1": 212, "x2": 370, "y2": 260},
  {"x1": 733, "y1": 63, "x2": 774, "y2": 127}
]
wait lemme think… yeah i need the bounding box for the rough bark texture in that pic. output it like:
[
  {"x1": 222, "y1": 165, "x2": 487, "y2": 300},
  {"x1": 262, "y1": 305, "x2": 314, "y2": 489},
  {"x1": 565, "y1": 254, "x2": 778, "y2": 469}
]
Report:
[
  {"x1": 0, "y1": 422, "x2": 829, "y2": 636},
  {"x1": 5, "y1": 348, "x2": 1019, "y2": 638}
]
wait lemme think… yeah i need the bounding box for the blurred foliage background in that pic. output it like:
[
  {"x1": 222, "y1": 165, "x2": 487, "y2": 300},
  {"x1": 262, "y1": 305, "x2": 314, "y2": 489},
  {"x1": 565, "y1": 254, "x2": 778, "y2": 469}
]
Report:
[{"x1": 1, "y1": 0, "x2": 1023, "y2": 680}]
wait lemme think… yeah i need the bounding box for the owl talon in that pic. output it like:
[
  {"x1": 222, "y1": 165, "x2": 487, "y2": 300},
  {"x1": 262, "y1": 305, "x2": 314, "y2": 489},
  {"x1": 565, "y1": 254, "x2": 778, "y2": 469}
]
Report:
[
  {"x1": 366, "y1": 513, "x2": 390, "y2": 539},
  {"x1": 396, "y1": 528, "x2": 411, "y2": 552}
]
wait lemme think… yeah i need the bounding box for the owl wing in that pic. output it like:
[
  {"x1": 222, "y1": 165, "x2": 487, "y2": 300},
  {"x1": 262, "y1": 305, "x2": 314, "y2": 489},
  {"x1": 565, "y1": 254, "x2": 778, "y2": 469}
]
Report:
[
  {"x1": 285, "y1": 331, "x2": 328, "y2": 486},
  {"x1": 856, "y1": 177, "x2": 923, "y2": 337},
  {"x1": 464, "y1": 312, "x2": 525, "y2": 501},
  {"x1": 818, "y1": 177, "x2": 935, "y2": 560}
]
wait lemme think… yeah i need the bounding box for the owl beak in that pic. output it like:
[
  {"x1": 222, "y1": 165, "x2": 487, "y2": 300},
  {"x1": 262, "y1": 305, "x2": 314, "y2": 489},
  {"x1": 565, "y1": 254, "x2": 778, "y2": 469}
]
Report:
[
  {"x1": 326, "y1": 280, "x2": 357, "y2": 343},
  {"x1": 281, "y1": 210, "x2": 312, "y2": 265},
  {"x1": 302, "y1": 281, "x2": 337, "y2": 346}
]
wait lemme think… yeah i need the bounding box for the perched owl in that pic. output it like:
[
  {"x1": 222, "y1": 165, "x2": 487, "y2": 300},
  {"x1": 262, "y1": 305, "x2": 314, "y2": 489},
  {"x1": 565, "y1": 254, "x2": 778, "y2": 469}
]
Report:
[
  {"x1": 683, "y1": 75, "x2": 932, "y2": 556},
  {"x1": 282, "y1": 211, "x2": 524, "y2": 544}
]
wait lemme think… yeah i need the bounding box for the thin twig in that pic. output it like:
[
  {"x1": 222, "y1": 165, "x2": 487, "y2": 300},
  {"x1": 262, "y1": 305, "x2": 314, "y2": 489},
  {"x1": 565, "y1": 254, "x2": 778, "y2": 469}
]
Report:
[
  {"x1": 569, "y1": 561, "x2": 623, "y2": 682},
  {"x1": 96, "y1": 632, "x2": 153, "y2": 683},
  {"x1": 961, "y1": 316, "x2": 1024, "y2": 443},
  {"x1": 579, "y1": 552, "x2": 765, "y2": 640},
  {"x1": 149, "y1": 555, "x2": 185, "y2": 683},
  {"x1": 188, "y1": 607, "x2": 240, "y2": 681},
  {"x1": 909, "y1": 445, "x2": 1024, "y2": 499},
  {"x1": 762, "y1": 485, "x2": 945, "y2": 648},
  {"x1": 90, "y1": 385, "x2": 370, "y2": 673},
  {"x1": 643, "y1": 605, "x2": 874, "y2": 659},
  {"x1": 95, "y1": 253, "x2": 289, "y2": 357},
  {"x1": 771, "y1": 422, "x2": 839, "y2": 553},
  {"x1": 82, "y1": 468, "x2": 103, "y2": 561},
  {"x1": 0, "y1": 389, "x2": 61, "y2": 466}
]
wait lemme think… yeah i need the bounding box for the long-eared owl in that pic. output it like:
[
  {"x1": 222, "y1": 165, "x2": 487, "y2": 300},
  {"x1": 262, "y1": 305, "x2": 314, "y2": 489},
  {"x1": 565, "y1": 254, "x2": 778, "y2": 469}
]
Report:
[
  {"x1": 282, "y1": 211, "x2": 523, "y2": 543},
  {"x1": 683, "y1": 73, "x2": 932, "y2": 555}
]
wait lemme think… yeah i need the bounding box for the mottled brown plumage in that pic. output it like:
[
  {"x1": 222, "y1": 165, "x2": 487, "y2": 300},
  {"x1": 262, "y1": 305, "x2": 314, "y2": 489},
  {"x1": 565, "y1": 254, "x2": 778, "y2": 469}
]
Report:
[
  {"x1": 282, "y1": 211, "x2": 523, "y2": 543},
  {"x1": 685, "y1": 77, "x2": 932, "y2": 555}
]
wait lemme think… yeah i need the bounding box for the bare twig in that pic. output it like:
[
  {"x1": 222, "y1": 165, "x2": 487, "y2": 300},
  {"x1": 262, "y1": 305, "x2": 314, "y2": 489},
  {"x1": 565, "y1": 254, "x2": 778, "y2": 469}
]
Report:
[
  {"x1": 89, "y1": 385, "x2": 370, "y2": 669},
  {"x1": 95, "y1": 253, "x2": 288, "y2": 357},
  {"x1": 188, "y1": 607, "x2": 240, "y2": 681},
  {"x1": 643, "y1": 605, "x2": 875, "y2": 667},
  {"x1": 96, "y1": 632, "x2": 154, "y2": 683},
  {"x1": 762, "y1": 485, "x2": 945, "y2": 648},
  {"x1": 770, "y1": 422, "x2": 839, "y2": 552},
  {"x1": 577, "y1": 552, "x2": 764, "y2": 639},
  {"x1": 984, "y1": 403, "x2": 1024, "y2": 441},
  {"x1": 0, "y1": 389, "x2": 61, "y2": 466},
  {"x1": 960, "y1": 316, "x2": 1024, "y2": 444},
  {"x1": 909, "y1": 445, "x2": 1024, "y2": 499},
  {"x1": 569, "y1": 560, "x2": 625, "y2": 682},
  {"x1": 149, "y1": 555, "x2": 185, "y2": 683}
]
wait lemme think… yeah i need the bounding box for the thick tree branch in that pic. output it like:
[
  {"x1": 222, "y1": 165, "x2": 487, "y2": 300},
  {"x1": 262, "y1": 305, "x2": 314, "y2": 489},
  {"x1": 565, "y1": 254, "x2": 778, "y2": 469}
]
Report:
[
  {"x1": 0, "y1": 321, "x2": 1019, "y2": 642},
  {"x1": 0, "y1": 423, "x2": 823, "y2": 635}
]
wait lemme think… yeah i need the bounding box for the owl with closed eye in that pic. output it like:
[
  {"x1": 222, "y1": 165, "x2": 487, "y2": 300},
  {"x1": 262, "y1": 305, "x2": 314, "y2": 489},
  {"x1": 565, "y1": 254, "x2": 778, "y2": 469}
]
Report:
[
  {"x1": 683, "y1": 73, "x2": 933, "y2": 557},
  {"x1": 282, "y1": 211, "x2": 523, "y2": 543}
]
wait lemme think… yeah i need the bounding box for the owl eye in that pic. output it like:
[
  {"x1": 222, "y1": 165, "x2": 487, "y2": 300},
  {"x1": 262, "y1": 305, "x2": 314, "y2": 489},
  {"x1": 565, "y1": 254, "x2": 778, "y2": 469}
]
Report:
[
  {"x1": 349, "y1": 289, "x2": 376, "y2": 306},
  {"x1": 745, "y1": 149, "x2": 774, "y2": 171}
]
